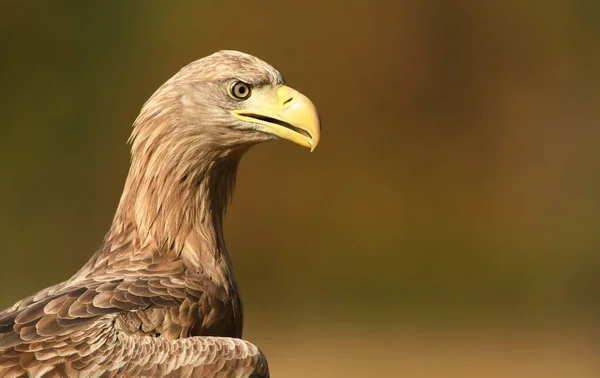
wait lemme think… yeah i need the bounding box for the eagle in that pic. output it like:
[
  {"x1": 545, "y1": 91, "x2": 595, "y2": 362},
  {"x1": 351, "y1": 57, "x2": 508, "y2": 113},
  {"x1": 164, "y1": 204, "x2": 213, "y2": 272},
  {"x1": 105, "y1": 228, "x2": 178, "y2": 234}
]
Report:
[{"x1": 0, "y1": 50, "x2": 320, "y2": 378}]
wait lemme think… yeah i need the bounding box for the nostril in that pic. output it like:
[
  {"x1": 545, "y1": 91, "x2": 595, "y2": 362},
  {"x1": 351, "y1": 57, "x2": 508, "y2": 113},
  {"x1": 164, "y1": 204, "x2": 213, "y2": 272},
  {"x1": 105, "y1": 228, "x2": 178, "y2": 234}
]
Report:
[
  {"x1": 282, "y1": 96, "x2": 294, "y2": 107},
  {"x1": 277, "y1": 86, "x2": 297, "y2": 108}
]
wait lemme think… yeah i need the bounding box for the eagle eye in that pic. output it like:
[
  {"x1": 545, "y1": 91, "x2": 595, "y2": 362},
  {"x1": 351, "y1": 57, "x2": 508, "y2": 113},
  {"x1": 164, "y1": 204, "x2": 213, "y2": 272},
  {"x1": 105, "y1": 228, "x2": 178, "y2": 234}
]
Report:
[{"x1": 229, "y1": 81, "x2": 252, "y2": 100}]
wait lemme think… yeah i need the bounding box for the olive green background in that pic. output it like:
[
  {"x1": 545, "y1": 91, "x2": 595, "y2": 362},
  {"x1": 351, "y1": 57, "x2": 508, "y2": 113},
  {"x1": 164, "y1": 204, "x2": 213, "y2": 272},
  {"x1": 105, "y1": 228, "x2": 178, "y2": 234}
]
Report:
[{"x1": 1, "y1": 1, "x2": 599, "y2": 376}]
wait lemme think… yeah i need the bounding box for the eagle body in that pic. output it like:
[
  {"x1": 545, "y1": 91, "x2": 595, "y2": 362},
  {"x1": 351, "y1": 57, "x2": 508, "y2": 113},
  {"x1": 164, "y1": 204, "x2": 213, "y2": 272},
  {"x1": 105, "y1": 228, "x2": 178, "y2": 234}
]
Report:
[{"x1": 0, "y1": 51, "x2": 320, "y2": 378}]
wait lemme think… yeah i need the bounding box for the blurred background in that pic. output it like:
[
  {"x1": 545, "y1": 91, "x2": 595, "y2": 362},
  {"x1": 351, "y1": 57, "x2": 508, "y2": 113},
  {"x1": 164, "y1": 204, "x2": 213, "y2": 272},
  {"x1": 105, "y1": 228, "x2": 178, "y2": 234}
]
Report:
[{"x1": 1, "y1": 1, "x2": 599, "y2": 377}]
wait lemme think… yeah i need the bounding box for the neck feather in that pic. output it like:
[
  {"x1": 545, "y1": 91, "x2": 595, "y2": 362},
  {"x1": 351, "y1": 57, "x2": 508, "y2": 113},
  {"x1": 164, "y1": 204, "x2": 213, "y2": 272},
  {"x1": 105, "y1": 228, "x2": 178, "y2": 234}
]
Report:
[
  {"x1": 84, "y1": 84, "x2": 257, "y2": 282},
  {"x1": 110, "y1": 146, "x2": 242, "y2": 269}
]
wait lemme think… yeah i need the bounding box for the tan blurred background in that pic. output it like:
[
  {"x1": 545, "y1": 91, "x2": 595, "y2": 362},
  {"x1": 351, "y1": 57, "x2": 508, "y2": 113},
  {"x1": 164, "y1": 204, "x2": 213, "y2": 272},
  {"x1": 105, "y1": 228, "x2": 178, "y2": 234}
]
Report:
[{"x1": 1, "y1": 1, "x2": 599, "y2": 377}]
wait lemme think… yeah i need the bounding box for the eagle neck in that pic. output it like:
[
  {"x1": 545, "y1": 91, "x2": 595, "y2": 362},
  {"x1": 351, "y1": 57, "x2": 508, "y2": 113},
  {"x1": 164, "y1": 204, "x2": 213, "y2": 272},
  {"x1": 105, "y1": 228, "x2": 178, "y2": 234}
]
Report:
[{"x1": 107, "y1": 147, "x2": 244, "y2": 289}]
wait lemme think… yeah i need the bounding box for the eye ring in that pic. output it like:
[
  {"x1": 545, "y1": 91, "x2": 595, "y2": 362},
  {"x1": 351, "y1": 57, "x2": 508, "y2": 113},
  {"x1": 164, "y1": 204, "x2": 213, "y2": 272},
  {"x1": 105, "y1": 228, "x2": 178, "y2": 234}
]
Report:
[{"x1": 229, "y1": 81, "x2": 252, "y2": 100}]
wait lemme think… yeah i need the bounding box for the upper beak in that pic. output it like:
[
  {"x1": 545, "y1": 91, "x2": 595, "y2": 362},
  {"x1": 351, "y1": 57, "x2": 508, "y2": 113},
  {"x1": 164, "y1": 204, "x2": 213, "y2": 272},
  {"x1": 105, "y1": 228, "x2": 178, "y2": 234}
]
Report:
[{"x1": 232, "y1": 86, "x2": 321, "y2": 151}]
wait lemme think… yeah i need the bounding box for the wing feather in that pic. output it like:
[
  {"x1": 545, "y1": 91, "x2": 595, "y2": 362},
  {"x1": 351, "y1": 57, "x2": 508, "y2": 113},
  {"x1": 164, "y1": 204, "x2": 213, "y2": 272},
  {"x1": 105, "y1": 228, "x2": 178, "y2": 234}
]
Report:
[{"x1": 0, "y1": 276, "x2": 267, "y2": 377}]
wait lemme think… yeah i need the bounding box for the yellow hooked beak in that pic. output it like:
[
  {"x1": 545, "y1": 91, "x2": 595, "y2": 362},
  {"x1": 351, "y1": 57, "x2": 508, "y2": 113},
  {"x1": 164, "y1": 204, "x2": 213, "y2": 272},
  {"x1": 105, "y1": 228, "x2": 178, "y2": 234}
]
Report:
[{"x1": 232, "y1": 86, "x2": 321, "y2": 151}]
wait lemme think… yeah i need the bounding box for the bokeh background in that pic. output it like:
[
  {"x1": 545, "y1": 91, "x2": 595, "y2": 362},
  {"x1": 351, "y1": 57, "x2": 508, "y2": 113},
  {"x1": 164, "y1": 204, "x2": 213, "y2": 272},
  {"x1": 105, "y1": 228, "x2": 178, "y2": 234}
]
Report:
[{"x1": 1, "y1": 1, "x2": 600, "y2": 377}]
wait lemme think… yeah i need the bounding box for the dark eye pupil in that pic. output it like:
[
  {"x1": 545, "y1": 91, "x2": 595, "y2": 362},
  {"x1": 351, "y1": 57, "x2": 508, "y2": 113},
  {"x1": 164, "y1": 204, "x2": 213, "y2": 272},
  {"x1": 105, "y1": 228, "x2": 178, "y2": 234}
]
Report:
[{"x1": 238, "y1": 86, "x2": 246, "y2": 94}]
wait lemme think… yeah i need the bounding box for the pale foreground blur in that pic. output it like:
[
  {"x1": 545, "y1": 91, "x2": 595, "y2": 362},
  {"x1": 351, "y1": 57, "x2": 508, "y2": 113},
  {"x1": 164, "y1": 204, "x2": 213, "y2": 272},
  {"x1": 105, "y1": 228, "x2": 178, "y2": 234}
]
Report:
[{"x1": 248, "y1": 325, "x2": 599, "y2": 378}]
